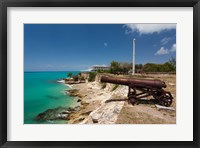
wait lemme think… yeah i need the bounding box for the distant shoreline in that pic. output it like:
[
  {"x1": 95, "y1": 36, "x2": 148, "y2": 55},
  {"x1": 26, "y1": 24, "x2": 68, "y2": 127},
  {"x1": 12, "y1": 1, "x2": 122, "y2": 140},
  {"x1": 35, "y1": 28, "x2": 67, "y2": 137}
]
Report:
[{"x1": 24, "y1": 71, "x2": 81, "y2": 73}]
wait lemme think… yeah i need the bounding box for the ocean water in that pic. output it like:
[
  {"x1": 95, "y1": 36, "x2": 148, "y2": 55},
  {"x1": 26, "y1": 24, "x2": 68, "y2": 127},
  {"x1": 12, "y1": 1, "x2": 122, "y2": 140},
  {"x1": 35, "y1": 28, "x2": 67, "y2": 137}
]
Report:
[{"x1": 24, "y1": 71, "x2": 79, "y2": 124}]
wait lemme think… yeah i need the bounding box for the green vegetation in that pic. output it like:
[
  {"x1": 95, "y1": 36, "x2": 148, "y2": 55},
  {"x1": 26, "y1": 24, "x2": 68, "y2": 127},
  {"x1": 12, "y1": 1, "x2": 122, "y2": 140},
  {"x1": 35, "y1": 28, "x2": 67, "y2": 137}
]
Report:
[
  {"x1": 142, "y1": 62, "x2": 175, "y2": 73},
  {"x1": 88, "y1": 72, "x2": 97, "y2": 82},
  {"x1": 112, "y1": 84, "x2": 119, "y2": 91},
  {"x1": 96, "y1": 69, "x2": 110, "y2": 73},
  {"x1": 67, "y1": 72, "x2": 73, "y2": 78},
  {"x1": 72, "y1": 75, "x2": 79, "y2": 81},
  {"x1": 110, "y1": 60, "x2": 140, "y2": 74},
  {"x1": 109, "y1": 57, "x2": 176, "y2": 74},
  {"x1": 110, "y1": 61, "x2": 121, "y2": 74},
  {"x1": 169, "y1": 56, "x2": 176, "y2": 70}
]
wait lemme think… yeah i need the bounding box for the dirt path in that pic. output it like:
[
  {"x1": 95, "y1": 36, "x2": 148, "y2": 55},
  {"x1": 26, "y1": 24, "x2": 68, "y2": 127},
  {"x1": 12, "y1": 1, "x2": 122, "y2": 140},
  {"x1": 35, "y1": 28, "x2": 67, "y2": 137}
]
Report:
[{"x1": 116, "y1": 103, "x2": 176, "y2": 124}]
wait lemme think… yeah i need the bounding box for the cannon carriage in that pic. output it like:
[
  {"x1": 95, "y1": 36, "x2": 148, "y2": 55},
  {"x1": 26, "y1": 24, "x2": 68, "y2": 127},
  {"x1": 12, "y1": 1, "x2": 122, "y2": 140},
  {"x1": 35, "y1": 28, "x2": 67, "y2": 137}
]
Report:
[{"x1": 101, "y1": 76, "x2": 173, "y2": 107}]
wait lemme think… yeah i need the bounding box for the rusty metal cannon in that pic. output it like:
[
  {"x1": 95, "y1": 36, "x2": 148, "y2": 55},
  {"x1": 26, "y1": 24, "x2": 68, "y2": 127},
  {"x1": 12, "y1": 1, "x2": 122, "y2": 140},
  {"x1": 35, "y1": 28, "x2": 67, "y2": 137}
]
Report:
[{"x1": 101, "y1": 76, "x2": 173, "y2": 107}]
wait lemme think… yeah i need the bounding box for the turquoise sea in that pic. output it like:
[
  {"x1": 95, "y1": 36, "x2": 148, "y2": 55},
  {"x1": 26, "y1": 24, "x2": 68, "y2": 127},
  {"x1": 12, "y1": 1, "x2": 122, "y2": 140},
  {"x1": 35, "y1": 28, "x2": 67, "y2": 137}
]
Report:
[{"x1": 24, "y1": 71, "x2": 79, "y2": 124}]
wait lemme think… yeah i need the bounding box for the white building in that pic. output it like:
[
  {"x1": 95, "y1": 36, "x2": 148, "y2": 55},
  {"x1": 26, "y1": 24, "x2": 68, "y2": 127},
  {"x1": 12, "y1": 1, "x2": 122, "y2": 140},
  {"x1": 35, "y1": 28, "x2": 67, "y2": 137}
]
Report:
[{"x1": 91, "y1": 65, "x2": 110, "y2": 71}]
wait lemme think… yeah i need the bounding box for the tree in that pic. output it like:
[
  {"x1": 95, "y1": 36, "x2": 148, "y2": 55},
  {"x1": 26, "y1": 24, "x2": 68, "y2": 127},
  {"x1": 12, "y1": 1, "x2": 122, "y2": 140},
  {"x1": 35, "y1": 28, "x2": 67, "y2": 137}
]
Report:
[
  {"x1": 169, "y1": 56, "x2": 176, "y2": 71},
  {"x1": 67, "y1": 72, "x2": 73, "y2": 78},
  {"x1": 110, "y1": 61, "x2": 121, "y2": 74},
  {"x1": 135, "y1": 64, "x2": 143, "y2": 73},
  {"x1": 142, "y1": 63, "x2": 159, "y2": 72},
  {"x1": 120, "y1": 62, "x2": 132, "y2": 74},
  {"x1": 160, "y1": 62, "x2": 175, "y2": 72}
]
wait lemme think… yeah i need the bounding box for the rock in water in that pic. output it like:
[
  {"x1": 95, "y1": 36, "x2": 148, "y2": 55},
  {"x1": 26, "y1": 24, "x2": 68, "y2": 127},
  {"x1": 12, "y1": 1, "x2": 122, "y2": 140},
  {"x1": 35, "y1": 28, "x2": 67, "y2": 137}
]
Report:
[{"x1": 35, "y1": 106, "x2": 77, "y2": 121}]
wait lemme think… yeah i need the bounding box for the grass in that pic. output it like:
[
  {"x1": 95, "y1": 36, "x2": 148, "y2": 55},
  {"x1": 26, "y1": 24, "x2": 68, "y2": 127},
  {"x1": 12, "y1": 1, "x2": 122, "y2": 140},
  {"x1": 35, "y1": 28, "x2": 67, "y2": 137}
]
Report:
[{"x1": 111, "y1": 84, "x2": 119, "y2": 91}]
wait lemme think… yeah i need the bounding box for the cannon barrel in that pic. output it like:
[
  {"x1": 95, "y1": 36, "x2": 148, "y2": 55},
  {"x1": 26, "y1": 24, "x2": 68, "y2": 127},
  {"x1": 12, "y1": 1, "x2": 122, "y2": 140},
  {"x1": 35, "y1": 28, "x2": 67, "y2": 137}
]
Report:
[{"x1": 101, "y1": 76, "x2": 166, "y2": 89}]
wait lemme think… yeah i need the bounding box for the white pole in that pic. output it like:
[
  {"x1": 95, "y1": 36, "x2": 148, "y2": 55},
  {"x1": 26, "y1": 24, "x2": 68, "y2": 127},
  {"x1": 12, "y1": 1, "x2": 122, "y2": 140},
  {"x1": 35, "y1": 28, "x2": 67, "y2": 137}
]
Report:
[{"x1": 132, "y1": 38, "x2": 136, "y2": 75}]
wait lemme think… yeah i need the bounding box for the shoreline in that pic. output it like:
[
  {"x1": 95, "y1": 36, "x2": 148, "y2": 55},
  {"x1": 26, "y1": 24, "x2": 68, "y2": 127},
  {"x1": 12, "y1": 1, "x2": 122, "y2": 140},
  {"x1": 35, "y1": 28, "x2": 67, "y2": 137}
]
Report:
[
  {"x1": 66, "y1": 80, "x2": 128, "y2": 124},
  {"x1": 65, "y1": 73, "x2": 176, "y2": 124},
  {"x1": 34, "y1": 73, "x2": 176, "y2": 124}
]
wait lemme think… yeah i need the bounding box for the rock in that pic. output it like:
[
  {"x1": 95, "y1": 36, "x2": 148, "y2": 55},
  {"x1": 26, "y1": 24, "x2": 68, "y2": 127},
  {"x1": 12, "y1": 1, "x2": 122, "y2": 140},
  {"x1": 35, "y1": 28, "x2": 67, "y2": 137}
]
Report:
[
  {"x1": 81, "y1": 111, "x2": 92, "y2": 115},
  {"x1": 98, "y1": 93, "x2": 103, "y2": 95},
  {"x1": 61, "y1": 111, "x2": 71, "y2": 114},
  {"x1": 155, "y1": 104, "x2": 175, "y2": 111},
  {"x1": 81, "y1": 101, "x2": 90, "y2": 105},
  {"x1": 77, "y1": 116, "x2": 85, "y2": 121},
  {"x1": 35, "y1": 106, "x2": 73, "y2": 121},
  {"x1": 91, "y1": 113, "x2": 102, "y2": 123},
  {"x1": 92, "y1": 117, "x2": 98, "y2": 123},
  {"x1": 168, "y1": 83, "x2": 175, "y2": 86},
  {"x1": 66, "y1": 89, "x2": 79, "y2": 96},
  {"x1": 68, "y1": 107, "x2": 76, "y2": 111},
  {"x1": 35, "y1": 112, "x2": 46, "y2": 120},
  {"x1": 77, "y1": 99, "x2": 82, "y2": 102}
]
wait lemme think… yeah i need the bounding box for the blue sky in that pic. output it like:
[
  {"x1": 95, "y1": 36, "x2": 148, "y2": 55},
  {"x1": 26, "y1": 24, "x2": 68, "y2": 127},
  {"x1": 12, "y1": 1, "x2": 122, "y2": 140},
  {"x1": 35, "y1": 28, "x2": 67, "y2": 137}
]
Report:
[{"x1": 24, "y1": 24, "x2": 176, "y2": 71}]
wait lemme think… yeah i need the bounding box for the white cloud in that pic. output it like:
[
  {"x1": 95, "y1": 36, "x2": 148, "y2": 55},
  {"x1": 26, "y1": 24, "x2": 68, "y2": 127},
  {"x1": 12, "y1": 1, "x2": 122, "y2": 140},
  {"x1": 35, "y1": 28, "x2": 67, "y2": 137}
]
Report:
[
  {"x1": 160, "y1": 37, "x2": 171, "y2": 45},
  {"x1": 155, "y1": 43, "x2": 176, "y2": 55},
  {"x1": 104, "y1": 42, "x2": 108, "y2": 47},
  {"x1": 170, "y1": 44, "x2": 176, "y2": 52},
  {"x1": 123, "y1": 24, "x2": 176, "y2": 35},
  {"x1": 155, "y1": 47, "x2": 169, "y2": 55}
]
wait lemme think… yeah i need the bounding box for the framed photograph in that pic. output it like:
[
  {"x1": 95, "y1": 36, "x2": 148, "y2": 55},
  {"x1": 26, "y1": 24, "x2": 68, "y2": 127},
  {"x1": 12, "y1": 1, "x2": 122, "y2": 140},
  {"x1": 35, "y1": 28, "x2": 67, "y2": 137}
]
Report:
[{"x1": 0, "y1": 0, "x2": 199, "y2": 147}]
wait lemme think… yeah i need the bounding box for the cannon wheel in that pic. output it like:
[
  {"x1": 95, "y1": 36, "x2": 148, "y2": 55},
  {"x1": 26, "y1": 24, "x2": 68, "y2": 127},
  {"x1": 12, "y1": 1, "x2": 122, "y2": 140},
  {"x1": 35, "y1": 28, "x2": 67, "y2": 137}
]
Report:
[{"x1": 159, "y1": 92, "x2": 173, "y2": 107}]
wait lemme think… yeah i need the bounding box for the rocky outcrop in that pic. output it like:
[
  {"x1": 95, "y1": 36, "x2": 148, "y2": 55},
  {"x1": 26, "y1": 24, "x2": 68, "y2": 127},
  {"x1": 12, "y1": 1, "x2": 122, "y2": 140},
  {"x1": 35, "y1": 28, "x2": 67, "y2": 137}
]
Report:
[
  {"x1": 65, "y1": 89, "x2": 83, "y2": 98},
  {"x1": 35, "y1": 106, "x2": 80, "y2": 121},
  {"x1": 65, "y1": 80, "x2": 129, "y2": 124}
]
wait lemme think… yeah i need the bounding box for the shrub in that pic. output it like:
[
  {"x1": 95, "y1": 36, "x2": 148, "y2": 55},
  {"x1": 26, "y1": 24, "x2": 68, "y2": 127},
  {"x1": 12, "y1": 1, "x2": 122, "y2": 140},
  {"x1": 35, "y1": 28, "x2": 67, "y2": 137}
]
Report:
[
  {"x1": 88, "y1": 72, "x2": 97, "y2": 82},
  {"x1": 72, "y1": 75, "x2": 79, "y2": 81},
  {"x1": 67, "y1": 72, "x2": 73, "y2": 78}
]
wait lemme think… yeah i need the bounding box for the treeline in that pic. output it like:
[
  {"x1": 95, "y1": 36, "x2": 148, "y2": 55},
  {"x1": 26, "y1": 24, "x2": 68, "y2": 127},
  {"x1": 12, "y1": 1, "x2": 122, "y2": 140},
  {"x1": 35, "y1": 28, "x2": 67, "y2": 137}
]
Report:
[{"x1": 109, "y1": 57, "x2": 176, "y2": 74}]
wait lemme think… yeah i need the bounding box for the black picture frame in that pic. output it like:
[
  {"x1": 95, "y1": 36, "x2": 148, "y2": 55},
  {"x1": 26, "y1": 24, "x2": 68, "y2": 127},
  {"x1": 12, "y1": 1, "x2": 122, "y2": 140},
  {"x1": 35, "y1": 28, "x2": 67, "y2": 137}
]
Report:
[{"x1": 0, "y1": 0, "x2": 199, "y2": 148}]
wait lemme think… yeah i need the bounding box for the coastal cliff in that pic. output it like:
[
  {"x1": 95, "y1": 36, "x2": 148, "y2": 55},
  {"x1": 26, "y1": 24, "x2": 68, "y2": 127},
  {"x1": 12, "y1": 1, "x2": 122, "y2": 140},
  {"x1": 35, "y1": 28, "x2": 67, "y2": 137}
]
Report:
[
  {"x1": 66, "y1": 80, "x2": 128, "y2": 124},
  {"x1": 35, "y1": 73, "x2": 176, "y2": 124},
  {"x1": 65, "y1": 73, "x2": 176, "y2": 124}
]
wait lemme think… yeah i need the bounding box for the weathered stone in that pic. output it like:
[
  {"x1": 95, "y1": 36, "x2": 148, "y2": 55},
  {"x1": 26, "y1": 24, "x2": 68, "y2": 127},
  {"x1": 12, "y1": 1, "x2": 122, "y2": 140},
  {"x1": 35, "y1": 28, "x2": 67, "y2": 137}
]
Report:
[
  {"x1": 81, "y1": 101, "x2": 90, "y2": 105},
  {"x1": 81, "y1": 111, "x2": 92, "y2": 115},
  {"x1": 61, "y1": 111, "x2": 71, "y2": 114},
  {"x1": 77, "y1": 116, "x2": 85, "y2": 121},
  {"x1": 35, "y1": 106, "x2": 76, "y2": 121},
  {"x1": 155, "y1": 104, "x2": 175, "y2": 111},
  {"x1": 77, "y1": 99, "x2": 82, "y2": 102}
]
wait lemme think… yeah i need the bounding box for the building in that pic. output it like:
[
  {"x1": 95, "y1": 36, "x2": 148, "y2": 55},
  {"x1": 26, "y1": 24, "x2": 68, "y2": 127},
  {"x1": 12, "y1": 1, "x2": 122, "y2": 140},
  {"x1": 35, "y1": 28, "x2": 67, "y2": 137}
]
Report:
[{"x1": 91, "y1": 65, "x2": 110, "y2": 71}]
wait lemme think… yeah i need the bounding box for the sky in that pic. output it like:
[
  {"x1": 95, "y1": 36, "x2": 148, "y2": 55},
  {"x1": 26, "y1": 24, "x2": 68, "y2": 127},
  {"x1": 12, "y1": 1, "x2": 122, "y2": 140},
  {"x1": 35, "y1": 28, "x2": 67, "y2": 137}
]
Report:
[{"x1": 24, "y1": 24, "x2": 176, "y2": 71}]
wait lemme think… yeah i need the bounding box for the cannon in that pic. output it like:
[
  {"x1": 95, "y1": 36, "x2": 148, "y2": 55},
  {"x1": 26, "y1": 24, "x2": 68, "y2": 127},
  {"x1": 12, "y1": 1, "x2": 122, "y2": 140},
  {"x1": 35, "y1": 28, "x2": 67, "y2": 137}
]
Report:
[{"x1": 101, "y1": 76, "x2": 173, "y2": 107}]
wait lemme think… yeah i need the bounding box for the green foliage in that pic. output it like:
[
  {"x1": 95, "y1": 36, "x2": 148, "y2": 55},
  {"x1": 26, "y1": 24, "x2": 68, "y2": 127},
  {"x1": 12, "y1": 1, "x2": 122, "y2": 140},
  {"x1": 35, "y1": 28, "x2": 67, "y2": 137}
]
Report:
[
  {"x1": 110, "y1": 61, "x2": 132, "y2": 74},
  {"x1": 112, "y1": 84, "x2": 119, "y2": 91},
  {"x1": 135, "y1": 64, "x2": 143, "y2": 72},
  {"x1": 161, "y1": 62, "x2": 175, "y2": 72},
  {"x1": 120, "y1": 62, "x2": 132, "y2": 74},
  {"x1": 110, "y1": 61, "x2": 121, "y2": 74},
  {"x1": 101, "y1": 83, "x2": 107, "y2": 89},
  {"x1": 72, "y1": 75, "x2": 79, "y2": 81},
  {"x1": 108, "y1": 57, "x2": 176, "y2": 74},
  {"x1": 142, "y1": 62, "x2": 175, "y2": 73},
  {"x1": 168, "y1": 56, "x2": 176, "y2": 70},
  {"x1": 142, "y1": 63, "x2": 160, "y2": 72},
  {"x1": 88, "y1": 72, "x2": 97, "y2": 82},
  {"x1": 67, "y1": 72, "x2": 73, "y2": 78}
]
